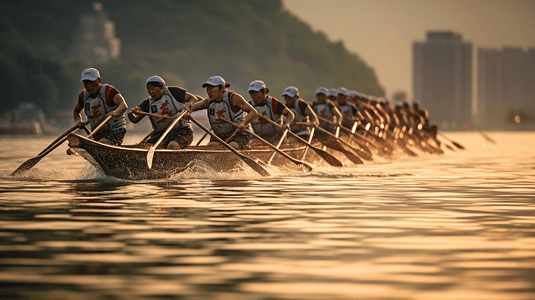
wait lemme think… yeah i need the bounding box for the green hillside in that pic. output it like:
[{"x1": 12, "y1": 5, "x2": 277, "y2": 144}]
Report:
[{"x1": 0, "y1": 0, "x2": 383, "y2": 117}]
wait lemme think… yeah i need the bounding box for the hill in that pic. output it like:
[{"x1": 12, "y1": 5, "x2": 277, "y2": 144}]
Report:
[{"x1": 0, "y1": 0, "x2": 383, "y2": 119}]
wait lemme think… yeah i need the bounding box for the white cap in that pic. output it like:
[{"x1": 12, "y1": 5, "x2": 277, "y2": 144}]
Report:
[
  {"x1": 348, "y1": 91, "x2": 358, "y2": 98},
  {"x1": 328, "y1": 89, "x2": 337, "y2": 97},
  {"x1": 202, "y1": 76, "x2": 226, "y2": 88},
  {"x1": 337, "y1": 87, "x2": 348, "y2": 95},
  {"x1": 80, "y1": 68, "x2": 100, "y2": 82},
  {"x1": 315, "y1": 87, "x2": 328, "y2": 95},
  {"x1": 146, "y1": 75, "x2": 165, "y2": 85},
  {"x1": 282, "y1": 86, "x2": 299, "y2": 97},
  {"x1": 248, "y1": 80, "x2": 266, "y2": 92}
]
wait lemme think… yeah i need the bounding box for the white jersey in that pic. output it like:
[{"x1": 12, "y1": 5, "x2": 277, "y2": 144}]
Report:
[
  {"x1": 147, "y1": 87, "x2": 192, "y2": 132},
  {"x1": 251, "y1": 96, "x2": 281, "y2": 135},
  {"x1": 207, "y1": 90, "x2": 247, "y2": 136},
  {"x1": 83, "y1": 84, "x2": 126, "y2": 131}
]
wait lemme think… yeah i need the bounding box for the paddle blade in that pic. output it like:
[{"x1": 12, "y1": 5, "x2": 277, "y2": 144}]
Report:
[
  {"x1": 11, "y1": 157, "x2": 42, "y2": 176},
  {"x1": 313, "y1": 149, "x2": 343, "y2": 167},
  {"x1": 146, "y1": 147, "x2": 156, "y2": 169},
  {"x1": 452, "y1": 141, "x2": 465, "y2": 150},
  {"x1": 239, "y1": 154, "x2": 271, "y2": 176}
]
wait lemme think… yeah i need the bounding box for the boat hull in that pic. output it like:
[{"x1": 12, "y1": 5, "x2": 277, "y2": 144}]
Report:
[{"x1": 68, "y1": 134, "x2": 317, "y2": 179}]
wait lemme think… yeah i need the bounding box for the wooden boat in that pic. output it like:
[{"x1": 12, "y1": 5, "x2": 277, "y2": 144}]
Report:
[{"x1": 67, "y1": 133, "x2": 319, "y2": 180}]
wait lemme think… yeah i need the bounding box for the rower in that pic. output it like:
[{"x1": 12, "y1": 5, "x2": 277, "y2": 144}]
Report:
[
  {"x1": 335, "y1": 87, "x2": 359, "y2": 129},
  {"x1": 189, "y1": 76, "x2": 258, "y2": 150},
  {"x1": 247, "y1": 80, "x2": 295, "y2": 144},
  {"x1": 282, "y1": 86, "x2": 318, "y2": 142},
  {"x1": 128, "y1": 75, "x2": 198, "y2": 149},
  {"x1": 73, "y1": 68, "x2": 128, "y2": 145},
  {"x1": 312, "y1": 87, "x2": 342, "y2": 134}
]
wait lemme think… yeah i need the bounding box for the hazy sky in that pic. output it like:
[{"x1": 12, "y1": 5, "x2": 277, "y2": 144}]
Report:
[{"x1": 283, "y1": 0, "x2": 535, "y2": 99}]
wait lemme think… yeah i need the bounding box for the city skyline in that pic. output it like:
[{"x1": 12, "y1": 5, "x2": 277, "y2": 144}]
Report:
[{"x1": 283, "y1": 0, "x2": 535, "y2": 100}]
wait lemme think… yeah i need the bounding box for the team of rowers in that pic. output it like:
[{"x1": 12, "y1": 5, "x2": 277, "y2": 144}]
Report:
[{"x1": 74, "y1": 67, "x2": 443, "y2": 163}]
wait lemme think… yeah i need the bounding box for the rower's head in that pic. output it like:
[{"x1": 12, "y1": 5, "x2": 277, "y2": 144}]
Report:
[
  {"x1": 81, "y1": 68, "x2": 102, "y2": 96},
  {"x1": 327, "y1": 89, "x2": 337, "y2": 102},
  {"x1": 412, "y1": 100, "x2": 420, "y2": 111},
  {"x1": 315, "y1": 87, "x2": 328, "y2": 103},
  {"x1": 282, "y1": 86, "x2": 299, "y2": 106},
  {"x1": 202, "y1": 76, "x2": 229, "y2": 101},
  {"x1": 248, "y1": 80, "x2": 269, "y2": 105},
  {"x1": 336, "y1": 87, "x2": 348, "y2": 105},
  {"x1": 146, "y1": 75, "x2": 165, "y2": 100},
  {"x1": 348, "y1": 91, "x2": 358, "y2": 103}
]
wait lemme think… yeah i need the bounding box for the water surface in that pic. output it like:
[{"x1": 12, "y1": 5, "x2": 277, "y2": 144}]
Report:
[{"x1": 1, "y1": 132, "x2": 534, "y2": 299}]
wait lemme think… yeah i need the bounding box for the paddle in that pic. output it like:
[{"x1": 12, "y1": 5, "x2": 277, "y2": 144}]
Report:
[
  {"x1": 317, "y1": 116, "x2": 376, "y2": 154},
  {"x1": 257, "y1": 115, "x2": 343, "y2": 167},
  {"x1": 196, "y1": 131, "x2": 209, "y2": 146},
  {"x1": 66, "y1": 114, "x2": 114, "y2": 155},
  {"x1": 266, "y1": 128, "x2": 289, "y2": 165},
  {"x1": 438, "y1": 132, "x2": 465, "y2": 150},
  {"x1": 36, "y1": 121, "x2": 90, "y2": 156},
  {"x1": 11, "y1": 121, "x2": 91, "y2": 176},
  {"x1": 138, "y1": 110, "x2": 188, "y2": 169},
  {"x1": 478, "y1": 129, "x2": 496, "y2": 144},
  {"x1": 188, "y1": 115, "x2": 270, "y2": 177},
  {"x1": 217, "y1": 118, "x2": 313, "y2": 172},
  {"x1": 295, "y1": 122, "x2": 364, "y2": 164}
]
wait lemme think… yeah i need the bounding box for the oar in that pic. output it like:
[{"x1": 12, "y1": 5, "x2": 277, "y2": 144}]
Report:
[
  {"x1": 218, "y1": 118, "x2": 313, "y2": 171},
  {"x1": 317, "y1": 116, "x2": 376, "y2": 154},
  {"x1": 37, "y1": 121, "x2": 89, "y2": 156},
  {"x1": 11, "y1": 121, "x2": 90, "y2": 176},
  {"x1": 139, "y1": 129, "x2": 155, "y2": 144},
  {"x1": 196, "y1": 131, "x2": 210, "y2": 146},
  {"x1": 295, "y1": 123, "x2": 364, "y2": 164},
  {"x1": 189, "y1": 115, "x2": 270, "y2": 177},
  {"x1": 257, "y1": 115, "x2": 343, "y2": 167},
  {"x1": 478, "y1": 129, "x2": 496, "y2": 144},
  {"x1": 138, "y1": 110, "x2": 188, "y2": 169},
  {"x1": 266, "y1": 128, "x2": 289, "y2": 165},
  {"x1": 438, "y1": 132, "x2": 465, "y2": 150},
  {"x1": 66, "y1": 114, "x2": 114, "y2": 155}
]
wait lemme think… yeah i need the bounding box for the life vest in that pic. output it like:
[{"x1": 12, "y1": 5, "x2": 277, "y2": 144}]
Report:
[
  {"x1": 313, "y1": 101, "x2": 334, "y2": 131},
  {"x1": 336, "y1": 103, "x2": 355, "y2": 127},
  {"x1": 251, "y1": 96, "x2": 280, "y2": 135},
  {"x1": 288, "y1": 99, "x2": 310, "y2": 135},
  {"x1": 83, "y1": 84, "x2": 126, "y2": 131},
  {"x1": 147, "y1": 87, "x2": 192, "y2": 132},
  {"x1": 207, "y1": 90, "x2": 247, "y2": 136}
]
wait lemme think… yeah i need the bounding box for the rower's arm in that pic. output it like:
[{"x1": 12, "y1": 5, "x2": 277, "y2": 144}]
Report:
[
  {"x1": 190, "y1": 98, "x2": 209, "y2": 111},
  {"x1": 332, "y1": 106, "x2": 343, "y2": 125},
  {"x1": 110, "y1": 93, "x2": 128, "y2": 117},
  {"x1": 281, "y1": 107, "x2": 295, "y2": 128},
  {"x1": 232, "y1": 93, "x2": 257, "y2": 127},
  {"x1": 304, "y1": 104, "x2": 319, "y2": 126},
  {"x1": 73, "y1": 102, "x2": 84, "y2": 125},
  {"x1": 127, "y1": 106, "x2": 145, "y2": 123}
]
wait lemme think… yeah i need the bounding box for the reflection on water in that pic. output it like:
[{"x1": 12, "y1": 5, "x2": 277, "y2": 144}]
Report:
[{"x1": 0, "y1": 132, "x2": 534, "y2": 299}]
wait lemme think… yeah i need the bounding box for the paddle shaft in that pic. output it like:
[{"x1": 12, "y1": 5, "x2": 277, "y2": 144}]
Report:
[
  {"x1": 217, "y1": 118, "x2": 312, "y2": 171},
  {"x1": 257, "y1": 115, "x2": 343, "y2": 167},
  {"x1": 189, "y1": 116, "x2": 270, "y2": 177},
  {"x1": 141, "y1": 110, "x2": 188, "y2": 169},
  {"x1": 39, "y1": 121, "x2": 89, "y2": 155},
  {"x1": 317, "y1": 116, "x2": 377, "y2": 151},
  {"x1": 438, "y1": 132, "x2": 465, "y2": 150}
]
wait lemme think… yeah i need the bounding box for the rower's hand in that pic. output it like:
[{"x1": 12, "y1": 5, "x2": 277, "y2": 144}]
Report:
[
  {"x1": 276, "y1": 124, "x2": 290, "y2": 132},
  {"x1": 75, "y1": 120, "x2": 84, "y2": 127},
  {"x1": 107, "y1": 110, "x2": 120, "y2": 118},
  {"x1": 180, "y1": 107, "x2": 191, "y2": 120},
  {"x1": 236, "y1": 123, "x2": 246, "y2": 131}
]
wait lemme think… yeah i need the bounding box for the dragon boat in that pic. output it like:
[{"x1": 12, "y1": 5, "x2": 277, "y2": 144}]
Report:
[{"x1": 67, "y1": 133, "x2": 321, "y2": 180}]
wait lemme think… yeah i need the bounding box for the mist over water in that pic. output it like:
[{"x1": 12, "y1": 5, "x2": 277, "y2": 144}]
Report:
[{"x1": 1, "y1": 132, "x2": 534, "y2": 300}]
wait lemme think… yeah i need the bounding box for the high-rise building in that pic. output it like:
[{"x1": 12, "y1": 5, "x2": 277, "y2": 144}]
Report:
[
  {"x1": 413, "y1": 31, "x2": 472, "y2": 130},
  {"x1": 477, "y1": 47, "x2": 535, "y2": 128},
  {"x1": 68, "y1": 2, "x2": 121, "y2": 63}
]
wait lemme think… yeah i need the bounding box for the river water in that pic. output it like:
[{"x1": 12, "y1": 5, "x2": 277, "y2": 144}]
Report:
[{"x1": 0, "y1": 132, "x2": 534, "y2": 300}]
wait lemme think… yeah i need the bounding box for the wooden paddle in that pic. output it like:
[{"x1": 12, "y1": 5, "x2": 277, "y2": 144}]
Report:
[
  {"x1": 217, "y1": 118, "x2": 313, "y2": 172},
  {"x1": 438, "y1": 132, "x2": 465, "y2": 150},
  {"x1": 295, "y1": 123, "x2": 364, "y2": 164},
  {"x1": 138, "y1": 110, "x2": 188, "y2": 169},
  {"x1": 317, "y1": 116, "x2": 376, "y2": 154},
  {"x1": 257, "y1": 115, "x2": 343, "y2": 167},
  {"x1": 66, "y1": 114, "x2": 114, "y2": 155},
  {"x1": 188, "y1": 115, "x2": 270, "y2": 176},
  {"x1": 11, "y1": 121, "x2": 90, "y2": 176},
  {"x1": 266, "y1": 128, "x2": 289, "y2": 165}
]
